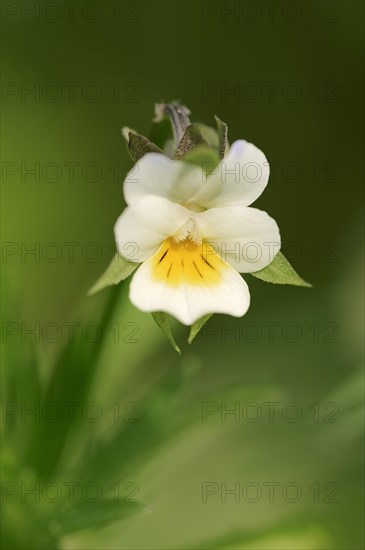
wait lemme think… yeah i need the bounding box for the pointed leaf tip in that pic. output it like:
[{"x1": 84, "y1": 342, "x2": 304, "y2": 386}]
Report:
[
  {"x1": 152, "y1": 312, "x2": 181, "y2": 354},
  {"x1": 188, "y1": 314, "x2": 213, "y2": 344},
  {"x1": 88, "y1": 253, "x2": 138, "y2": 295},
  {"x1": 250, "y1": 251, "x2": 312, "y2": 287}
]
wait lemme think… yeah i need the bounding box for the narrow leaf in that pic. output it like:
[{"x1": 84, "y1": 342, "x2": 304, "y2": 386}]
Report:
[
  {"x1": 215, "y1": 115, "x2": 228, "y2": 159},
  {"x1": 125, "y1": 131, "x2": 163, "y2": 162},
  {"x1": 152, "y1": 312, "x2": 181, "y2": 354},
  {"x1": 88, "y1": 253, "x2": 138, "y2": 295},
  {"x1": 58, "y1": 500, "x2": 147, "y2": 534},
  {"x1": 250, "y1": 251, "x2": 312, "y2": 287},
  {"x1": 188, "y1": 314, "x2": 213, "y2": 344}
]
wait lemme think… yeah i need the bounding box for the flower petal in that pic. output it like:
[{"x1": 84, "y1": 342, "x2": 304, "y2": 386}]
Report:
[
  {"x1": 195, "y1": 206, "x2": 281, "y2": 273},
  {"x1": 192, "y1": 140, "x2": 270, "y2": 208},
  {"x1": 114, "y1": 196, "x2": 191, "y2": 263},
  {"x1": 123, "y1": 152, "x2": 204, "y2": 206},
  {"x1": 129, "y1": 238, "x2": 250, "y2": 325}
]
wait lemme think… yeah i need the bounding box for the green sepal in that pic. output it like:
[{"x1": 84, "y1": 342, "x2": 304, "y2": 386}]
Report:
[
  {"x1": 175, "y1": 122, "x2": 221, "y2": 160},
  {"x1": 88, "y1": 253, "x2": 138, "y2": 295},
  {"x1": 195, "y1": 123, "x2": 219, "y2": 149},
  {"x1": 250, "y1": 251, "x2": 312, "y2": 287},
  {"x1": 126, "y1": 131, "x2": 163, "y2": 162},
  {"x1": 215, "y1": 115, "x2": 228, "y2": 159},
  {"x1": 188, "y1": 314, "x2": 213, "y2": 344},
  {"x1": 175, "y1": 124, "x2": 206, "y2": 159},
  {"x1": 152, "y1": 312, "x2": 181, "y2": 355},
  {"x1": 182, "y1": 144, "x2": 220, "y2": 174}
]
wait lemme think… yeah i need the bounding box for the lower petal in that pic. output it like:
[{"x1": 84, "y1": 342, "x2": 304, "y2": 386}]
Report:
[{"x1": 129, "y1": 238, "x2": 250, "y2": 325}]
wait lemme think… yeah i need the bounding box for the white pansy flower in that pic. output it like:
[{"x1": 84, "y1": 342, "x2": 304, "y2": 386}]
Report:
[{"x1": 114, "y1": 140, "x2": 280, "y2": 325}]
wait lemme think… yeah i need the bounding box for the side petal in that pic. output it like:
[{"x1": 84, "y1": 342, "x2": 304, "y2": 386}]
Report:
[
  {"x1": 114, "y1": 196, "x2": 191, "y2": 263},
  {"x1": 129, "y1": 238, "x2": 250, "y2": 325},
  {"x1": 192, "y1": 140, "x2": 270, "y2": 208},
  {"x1": 123, "y1": 152, "x2": 204, "y2": 206},
  {"x1": 196, "y1": 205, "x2": 281, "y2": 273}
]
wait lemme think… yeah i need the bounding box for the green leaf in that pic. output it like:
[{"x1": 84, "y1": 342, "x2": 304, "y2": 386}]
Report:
[
  {"x1": 182, "y1": 144, "x2": 220, "y2": 174},
  {"x1": 188, "y1": 314, "x2": 213, "y2": 344},
  {"x1": 215, "y1": 115, "x2": 228, "y2": 159},
  {"x1": 152, "y1": 312, "x2": 181, "y2": 354},
  {"x1": 250, "y1": 251, "x2": 312, "y2": 287},
  {"x1": 88, "y1": 253, "x2": 138, "y2": 295},
  {"x1": 125, "y1": 131, "x2": 163, "y2": 162},
  {"x1": 57, "y1": 500, "x2": 147, "y2": 534}
]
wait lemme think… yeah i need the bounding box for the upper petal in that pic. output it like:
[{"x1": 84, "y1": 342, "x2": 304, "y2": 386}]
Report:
[
  {"x1": 196, "y1": 205, "x2": 281, "y2": 273},
  {"x1": 123, "y1": 152, "x2": 204, "y2": 206},
  {"x1": 192, "y1": 140, "x2": 270, "y2": 208},
  {"x1": 114, "y1": 195, "x2": 191, "y2": 263}
]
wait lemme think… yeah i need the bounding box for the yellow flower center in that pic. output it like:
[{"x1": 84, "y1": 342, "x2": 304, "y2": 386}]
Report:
[{"x1": 151, "y1": 237, "x2": 227, "y2": 287}]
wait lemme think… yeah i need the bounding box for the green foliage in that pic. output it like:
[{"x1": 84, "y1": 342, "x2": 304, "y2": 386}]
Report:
[
  {"x1": 188, "y1": 519, "x2": 335, "y2": 549},
  {"x1": 1, "y1": 286, "x2": 153, "y2": 549},
  {"x1": 152, "y1": 311, "x2": 181, "y2": 354},
  {"x1": 57, "y1": 500, "x2": 147, "y2": 534},
  {"x1": 188, "y1": 314, "x2": 213, "y2": 344},
  {"x1": 250, "y1": 251, "x2": 312, "y2": 287},
  {"x1": 1, "y1": 283, "x2": 362, "y2": 548},
  {"x1": 88, "y1": 254, "x2": 138, "y2": 295}
]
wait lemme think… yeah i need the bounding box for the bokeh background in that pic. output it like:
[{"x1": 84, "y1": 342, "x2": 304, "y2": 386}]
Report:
[{"x1": 1, "y1": 1, "x2": 364, "y2": 548}]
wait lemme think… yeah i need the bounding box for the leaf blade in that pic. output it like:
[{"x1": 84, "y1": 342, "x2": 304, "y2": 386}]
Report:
[
  {"x1": 152, "y1": 312, "x2": 181, "y2": 354},
  {"x1": 57, "y1": 500, "x2": 147, "y2": 534},
  {"x1": 88, "y1": 253, "x2": 138, "y2": 295},
  {"x1": 188, "y1": 314, "x2": 213, "y2": 344},
  {"x1": 250, "y1": 251, "x2": 312, "y2": 287}
]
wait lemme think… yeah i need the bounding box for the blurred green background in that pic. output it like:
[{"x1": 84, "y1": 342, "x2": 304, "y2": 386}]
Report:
[{"x1": 1, "y1": 1, "x2": 364, "y2": 548}]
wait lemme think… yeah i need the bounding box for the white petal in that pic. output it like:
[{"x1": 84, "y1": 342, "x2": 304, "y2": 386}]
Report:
[
  {"x1": 114, "y1": 196, "x2": 191, "y2": 263},
  {"x1": 129, "y1": 238, "x2": 250, "y2": 325},
  {"x1": 123, "y1": 153, "x2": 204, "y2": 206},
  {"x1": 196, "y1": 206, "x2": 281, "y2": 273},
  {"x1": 192, "y1": 140, "x2": 270, "y2": 208}
]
